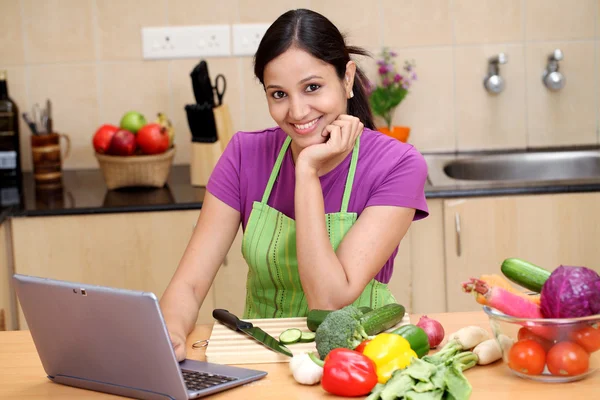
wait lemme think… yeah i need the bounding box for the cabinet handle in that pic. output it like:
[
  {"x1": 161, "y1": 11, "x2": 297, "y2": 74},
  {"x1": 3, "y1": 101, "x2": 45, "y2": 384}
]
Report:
[{"x1": 455, "y1": 212, "x2": 462, "y2": 257}]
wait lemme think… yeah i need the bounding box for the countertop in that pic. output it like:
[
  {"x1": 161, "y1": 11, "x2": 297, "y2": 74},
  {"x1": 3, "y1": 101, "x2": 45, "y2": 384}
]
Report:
[
  {"x1": 2, "y1": 162, "x2": 600, "y2": 225},
  {"x1": 1, "y1": 311, "x2": 598, "y2": 399}
]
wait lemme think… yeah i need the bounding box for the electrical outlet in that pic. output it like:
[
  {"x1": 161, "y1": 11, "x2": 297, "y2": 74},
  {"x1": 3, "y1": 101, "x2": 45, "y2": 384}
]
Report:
[
  {"x1": 232, "y1": 23, "x2": 271, "y2": 56},
  {"x1": 142, "y1": 25, "x2": 230, "y2": 59}
]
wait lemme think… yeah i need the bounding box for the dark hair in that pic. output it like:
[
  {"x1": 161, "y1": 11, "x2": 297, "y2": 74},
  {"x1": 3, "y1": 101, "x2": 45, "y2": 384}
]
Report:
[{"x1": 253, "y1": 9, "x2": 375, "y2": 130}]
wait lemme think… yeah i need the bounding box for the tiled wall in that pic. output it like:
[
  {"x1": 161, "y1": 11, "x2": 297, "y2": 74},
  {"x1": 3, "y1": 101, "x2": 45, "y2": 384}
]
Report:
[{"x1": 1, "y1": 0, "x2": 599, "y2": 171}]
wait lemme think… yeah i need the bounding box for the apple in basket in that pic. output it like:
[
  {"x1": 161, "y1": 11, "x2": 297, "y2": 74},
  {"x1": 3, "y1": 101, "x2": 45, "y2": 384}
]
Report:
[
  {"x1": 92, "y1": 124, "x2": 119, "y2": 154},
  {"x1": 108, "y1": 129, "x2": 137, "y2": 156}
]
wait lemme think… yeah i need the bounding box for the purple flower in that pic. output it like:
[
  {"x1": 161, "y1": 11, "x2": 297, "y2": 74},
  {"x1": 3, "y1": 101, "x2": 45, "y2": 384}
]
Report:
[
  {"x1": 402, "y1": 81, "x2": 409, "y2": 90},
  {"x1": 394, "y1": 74, "x2": 402, "y2": 82},
  {"x1": 389, "y1": 51, "x2": 398, "y2": 57},
  {"x1": 411, "y1": 72, "x2": 417, "y2": 81},
  {"x1": 377, "y1": 59, "x2": 386, "y2": 66},
  {"x1": 383, "y1": 77, "x2": 391, "y2": 87},
  {"x1": 378, "y1": 65, "x2": 388, "y2": 74}
]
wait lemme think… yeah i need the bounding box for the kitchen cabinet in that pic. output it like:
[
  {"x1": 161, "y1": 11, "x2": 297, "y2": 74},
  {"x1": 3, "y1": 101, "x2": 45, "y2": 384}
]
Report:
[
  {"x1": 443, "y1": 193, "x2": 600, "y2": 312},
  {"x1": 10, "y1": 210, "x2": 216, "y2": 329},
  {"x1": 0, "y1": 221, "x2": 16, "y2": 330}
]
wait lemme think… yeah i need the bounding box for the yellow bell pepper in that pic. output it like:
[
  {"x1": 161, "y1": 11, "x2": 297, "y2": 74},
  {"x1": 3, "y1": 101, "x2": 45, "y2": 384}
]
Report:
[{"x1": 362, "y1": 333, "x2": 417, "y2": 384}]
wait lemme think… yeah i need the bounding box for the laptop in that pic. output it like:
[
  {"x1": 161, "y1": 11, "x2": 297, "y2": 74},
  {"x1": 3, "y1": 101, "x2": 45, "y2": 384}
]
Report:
[{"x1": 12, "y1": 274, "x2": 267, "y2": 400}]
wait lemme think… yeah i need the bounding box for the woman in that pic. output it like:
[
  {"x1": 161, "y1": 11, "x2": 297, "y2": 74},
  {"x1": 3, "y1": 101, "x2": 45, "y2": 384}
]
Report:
[{"x1": 160, "y1": 8, "x2": 429, "y2": 361}]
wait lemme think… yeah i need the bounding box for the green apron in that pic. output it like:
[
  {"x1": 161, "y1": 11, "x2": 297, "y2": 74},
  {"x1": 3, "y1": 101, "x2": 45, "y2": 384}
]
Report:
[{"x1": 241, "y1": 136, "x2": 397, "y2": 319}]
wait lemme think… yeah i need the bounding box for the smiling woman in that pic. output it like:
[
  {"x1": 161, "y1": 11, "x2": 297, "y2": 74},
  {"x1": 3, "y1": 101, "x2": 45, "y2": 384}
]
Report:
[{"x1": 159, "y1": 8, "x2": 429, "y2": 362}]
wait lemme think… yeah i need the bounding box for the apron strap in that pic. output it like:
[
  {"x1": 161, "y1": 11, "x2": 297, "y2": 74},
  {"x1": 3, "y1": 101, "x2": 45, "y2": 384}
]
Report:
[
  {"x1": 341, "y1": 137, "x2": 360, "y2": 213},
  {"x1": 261, "y1": 136, "x2": 292, "y2": 204}
]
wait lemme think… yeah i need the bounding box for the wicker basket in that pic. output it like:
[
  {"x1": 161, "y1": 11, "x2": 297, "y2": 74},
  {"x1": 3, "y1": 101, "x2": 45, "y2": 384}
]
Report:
[{"x1": 95, "y1": 147, "x2": 176, "y2": 190}]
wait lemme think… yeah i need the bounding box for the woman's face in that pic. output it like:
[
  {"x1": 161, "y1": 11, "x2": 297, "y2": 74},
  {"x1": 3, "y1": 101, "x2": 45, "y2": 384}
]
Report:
[{"x1": 263, "y1": 47, "x2": 355, "y2": 151}]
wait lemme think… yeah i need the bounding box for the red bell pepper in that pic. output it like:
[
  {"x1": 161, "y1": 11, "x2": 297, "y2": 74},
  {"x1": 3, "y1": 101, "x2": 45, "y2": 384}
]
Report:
[
  {"x1": 354, "y1": 339, "x2": 371, "y2": 353},
  {"x1": 321, "y1": 348, "x2": 378, "y2": 397}
]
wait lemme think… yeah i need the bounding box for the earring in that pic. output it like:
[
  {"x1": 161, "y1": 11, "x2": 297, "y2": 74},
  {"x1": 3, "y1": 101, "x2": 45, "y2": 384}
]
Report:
[{"x1": 349, "y1": 90, "x2": 354, "y2": 99}]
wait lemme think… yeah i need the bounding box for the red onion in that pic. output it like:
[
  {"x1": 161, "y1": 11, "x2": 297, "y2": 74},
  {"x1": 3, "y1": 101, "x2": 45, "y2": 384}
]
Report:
[{"x1": 416, "y1": 315, "x2": 444, "y2": 348}]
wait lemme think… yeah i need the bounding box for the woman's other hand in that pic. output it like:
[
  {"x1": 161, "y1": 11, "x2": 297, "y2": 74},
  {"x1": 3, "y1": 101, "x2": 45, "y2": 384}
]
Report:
[
  {"x1": 297, "y1": 114, "x2": 364, "y2": 174},
  {"x1": 169, "y1": 330, "x2": 187, "y2": 361}
]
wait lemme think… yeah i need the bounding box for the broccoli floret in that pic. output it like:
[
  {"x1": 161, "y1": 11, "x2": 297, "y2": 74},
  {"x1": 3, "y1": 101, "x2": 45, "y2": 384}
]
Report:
[{"x1": 315, "y1": 305, "x2": 369, "y2": 359}]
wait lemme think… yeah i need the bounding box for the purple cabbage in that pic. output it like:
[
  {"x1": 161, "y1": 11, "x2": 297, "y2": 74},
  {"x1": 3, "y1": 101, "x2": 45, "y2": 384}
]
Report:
[{"x1": 540, "y1": 265, "x2": 600, "y2": 318}]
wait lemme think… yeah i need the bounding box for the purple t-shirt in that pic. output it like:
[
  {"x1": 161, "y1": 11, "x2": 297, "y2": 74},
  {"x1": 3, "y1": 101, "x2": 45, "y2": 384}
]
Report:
[{"x1": 206, "y1": 126, "x2": 429, "y2": 283}]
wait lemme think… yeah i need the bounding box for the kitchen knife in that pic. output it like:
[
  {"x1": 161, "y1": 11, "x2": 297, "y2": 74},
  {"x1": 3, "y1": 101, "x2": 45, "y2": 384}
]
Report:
[{"x1": 212, "y1": 309, "x2": 293, "y2": 357}]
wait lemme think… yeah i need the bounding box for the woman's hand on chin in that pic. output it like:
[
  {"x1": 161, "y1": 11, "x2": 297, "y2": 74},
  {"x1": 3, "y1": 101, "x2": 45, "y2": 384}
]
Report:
[{"x1": 296, "y1": 114, "x2": 364, "y2": 174}]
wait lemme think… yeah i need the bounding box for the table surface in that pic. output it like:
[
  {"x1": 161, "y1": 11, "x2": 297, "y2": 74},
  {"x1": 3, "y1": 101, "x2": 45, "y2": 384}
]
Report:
[{"x1": 1, "y1": 311, "x2": 598, "y2": 399}]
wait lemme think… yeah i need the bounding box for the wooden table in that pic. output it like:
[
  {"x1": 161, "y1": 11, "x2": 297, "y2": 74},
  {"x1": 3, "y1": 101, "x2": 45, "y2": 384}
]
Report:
[{"x1": 0, "y1": 312, "x2": 598, "y2": 399}]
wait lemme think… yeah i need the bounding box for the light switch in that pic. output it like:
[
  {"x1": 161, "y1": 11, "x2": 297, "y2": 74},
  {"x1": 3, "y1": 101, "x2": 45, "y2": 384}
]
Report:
[
  {"x1": 232, "y1": 23, "x2": 271, "y2": 56},
  {"x1": 142, "y1": 25, "x2": 231, "y2": 60}
]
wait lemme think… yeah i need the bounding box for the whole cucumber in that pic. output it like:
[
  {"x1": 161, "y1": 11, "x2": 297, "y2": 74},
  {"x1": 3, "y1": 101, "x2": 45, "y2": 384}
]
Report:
[{"x1": 501, "y1": 258, "x2": 551, "y2": 293}]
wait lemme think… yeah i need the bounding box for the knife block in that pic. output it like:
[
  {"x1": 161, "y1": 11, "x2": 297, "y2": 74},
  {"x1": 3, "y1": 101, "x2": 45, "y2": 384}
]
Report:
[{"x1": 190, "y1": 104, "x2": 234, "y2": 187}]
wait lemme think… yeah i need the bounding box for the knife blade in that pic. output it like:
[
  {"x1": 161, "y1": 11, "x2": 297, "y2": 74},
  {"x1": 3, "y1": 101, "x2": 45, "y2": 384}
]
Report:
[{"x1": 212, "y1": 309, "x2": 293, "y2": 357}]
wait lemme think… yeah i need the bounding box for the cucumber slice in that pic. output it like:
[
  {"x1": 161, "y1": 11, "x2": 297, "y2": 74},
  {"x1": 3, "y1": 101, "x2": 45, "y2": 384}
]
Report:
[
  {"x1": 279, "y1": 328, "x2": 302, "y2": 344},
  {"x1": 299, "y1": 331, "x2": 316, "y2": 343}
]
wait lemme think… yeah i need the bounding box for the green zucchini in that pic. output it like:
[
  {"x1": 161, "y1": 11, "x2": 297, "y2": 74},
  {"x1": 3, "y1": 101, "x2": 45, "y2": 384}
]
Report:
[
  {"x1": 306, "y1": 306, "x2": 373, "y2": 332},
  {"x1": 391, "y1": 324, "x2": 430, "y2": 358},
  {"x1": 501, "y1": 258, "x2": 551, "y2": 293},
  {"x1": 359, "y1": 303, "x2": 406, "y2": 336},
  {"x1": 299, "y1": 331, "x2": 316, "y2": 343}
]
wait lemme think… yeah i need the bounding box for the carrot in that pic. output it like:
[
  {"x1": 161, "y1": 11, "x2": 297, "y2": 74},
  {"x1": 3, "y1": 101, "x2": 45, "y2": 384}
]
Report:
[
  {"x1": 479, "y1": 274, "x2": 541, "y2": 305},
  {"x1": 462, "y1": 278, "x2": 543, "y2": 319}
]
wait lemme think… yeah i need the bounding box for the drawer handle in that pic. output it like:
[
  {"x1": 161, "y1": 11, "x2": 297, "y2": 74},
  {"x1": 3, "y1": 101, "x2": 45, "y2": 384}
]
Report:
[{"x1": 455, "y1": 212, "x2": 462, "y2": 257}]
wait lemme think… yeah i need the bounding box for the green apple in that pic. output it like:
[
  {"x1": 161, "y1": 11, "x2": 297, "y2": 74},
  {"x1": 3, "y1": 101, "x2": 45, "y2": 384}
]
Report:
[{"x1": 120, "y1": 111, "x2": 147, "y2": 134}]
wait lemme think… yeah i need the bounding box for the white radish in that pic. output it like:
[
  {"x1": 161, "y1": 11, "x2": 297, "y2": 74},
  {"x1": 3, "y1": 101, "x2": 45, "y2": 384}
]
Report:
[
  {"x1": 473, "y1": 339, "x2": 502, "y2": 365},
  {"x1": 447, "y1": 326, "x2": 490, "y2": 350}
]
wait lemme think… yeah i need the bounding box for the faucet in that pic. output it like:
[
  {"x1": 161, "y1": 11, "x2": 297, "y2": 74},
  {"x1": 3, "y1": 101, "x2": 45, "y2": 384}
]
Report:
[
  {"x1": 483, "y1": 53, "x2": 507, "y2": 94},
  {"x1": 542, "y1": 49, "x2": 565, "y2": 91}
]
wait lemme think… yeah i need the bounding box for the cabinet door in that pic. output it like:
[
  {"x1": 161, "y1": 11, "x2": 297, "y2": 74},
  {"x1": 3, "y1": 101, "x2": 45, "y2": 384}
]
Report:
[
  {"x1": 444, "y1": 193, "x2": 600, "y2": 312},
  {"x1": 213, "y1": 227, "x2": 247, "y2": 316},
  {"x1": 11, "y1": 210, "x2": 216, "y2": 329},
  {"x1": 0, "y1": 221, "x2": 16, "y2": 330}
]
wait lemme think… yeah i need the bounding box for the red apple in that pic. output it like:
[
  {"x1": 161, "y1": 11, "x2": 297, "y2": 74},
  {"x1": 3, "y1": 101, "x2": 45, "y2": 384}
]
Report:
[
  {"x1": 93, "y1": 124, "x2": 118, "y2": 153},
  {"x1": 136, "y1": 123, "x2": 169, "y2": 155},
  {"x1": 108, "y1": 129, "x2": 137, "y2": 156}
]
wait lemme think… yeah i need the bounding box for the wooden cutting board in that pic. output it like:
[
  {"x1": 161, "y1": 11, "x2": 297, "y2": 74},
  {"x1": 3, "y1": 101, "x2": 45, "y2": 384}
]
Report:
[{"x1": 205, "y1": 314, "x2": 410, "y2": 365}]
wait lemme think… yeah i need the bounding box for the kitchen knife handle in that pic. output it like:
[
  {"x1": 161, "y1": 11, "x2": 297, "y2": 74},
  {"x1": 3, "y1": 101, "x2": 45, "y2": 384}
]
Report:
[{"x1": 212, "y1": 309, "x2": 253, "y2": 330}]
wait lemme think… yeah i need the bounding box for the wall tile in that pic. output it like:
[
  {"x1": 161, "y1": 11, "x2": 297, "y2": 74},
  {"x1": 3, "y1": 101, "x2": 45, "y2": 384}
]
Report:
[
  {"x1": 0, "y1": 67, "x2": 30, "y2": 170},
  {"x1": 28, "y1": 64, "x2": 99, "y2": 169},
  {"x1": 21, "y1": 0, "x2": 95, "y2": 64},
  {"x1": 96, "y1": 0, "x2": 168, "y2": 61},
  {"x1": 454, "y1": 45, "x2": 527, "y2": 150},
  {"x1": 526, "y1": 0, "x2": 595, "y2": 41},
  {"x1": 453, "y1": 0, "x2": 523, "y2": 45},
  {"x1": 239, "y1": 0, "x2": 311, "y2": 24},
  {"x1": 0, "y1": 0, "x2": 25, "y2": 65},
  {"x1": 526, "y1": 41, "x2": 597, "y2": 147},
  {"x1": 240, "y1": 57, "x2": 274, "y2": 131},
  {"x1": 168, "y1": 0, "x2": 238, "y2": 25},
  {"x1": 381, "y1": 0, "x2": 453, "y2": 47},
  {"x1": 99, "y1": 61, "x2": 170, "y2": 148},
  {"x1": 378, "y1": 47, "x2": 457, "y2": 152},
  {"x1": 310, "y1": 0, "x2": 380, "y2": 48},
  {"x1": 169, "y1": 57, "x2": 241, "y2": 164}
]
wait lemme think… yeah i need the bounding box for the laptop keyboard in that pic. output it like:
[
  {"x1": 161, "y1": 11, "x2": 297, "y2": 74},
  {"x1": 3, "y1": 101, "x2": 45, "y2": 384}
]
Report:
[{"x1": 181, "y1": 370, "x2": 238, "y2": 391}]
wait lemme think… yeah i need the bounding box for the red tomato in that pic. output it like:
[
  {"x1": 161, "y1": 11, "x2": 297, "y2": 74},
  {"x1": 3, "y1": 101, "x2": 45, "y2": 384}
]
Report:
[
  {"x1": 518, "y1": 327, "x2": 554, "y2": 352},
  {"x1": 354, "y1": 339, "x2": 371, "y2": 353},
  {"x1": 569, "y1": 324, "x2": 600, "y2": 353},
  {"x1": 508, "y1": 339, "x2": 546, "y2": 375},
  {"x1": 547, "y1": 342, "x2": 590, "y2": 376}
]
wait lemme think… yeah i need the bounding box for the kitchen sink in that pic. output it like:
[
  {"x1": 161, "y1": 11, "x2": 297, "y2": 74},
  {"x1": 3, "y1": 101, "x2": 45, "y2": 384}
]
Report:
[{"x1": 425, "y1": 149, "x2": 600, "y2": 187}]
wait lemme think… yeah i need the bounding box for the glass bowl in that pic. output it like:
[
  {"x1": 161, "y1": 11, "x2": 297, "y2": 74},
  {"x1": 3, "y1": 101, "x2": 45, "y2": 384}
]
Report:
[{"x1": 483, "y1": 306, "x2": 600, "y2": 383}]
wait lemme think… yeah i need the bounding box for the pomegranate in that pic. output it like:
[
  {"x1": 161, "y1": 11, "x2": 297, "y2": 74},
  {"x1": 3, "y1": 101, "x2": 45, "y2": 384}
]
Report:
[
  {"x1": 92, "y1": 124, "x2": 118, "y2": 153},
  {"x1": 136, "y1": 123, "x2": 169, "y2": 155},
  {"x1": 108, "y1": 129, "x2": 137, "y2": 156}
]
